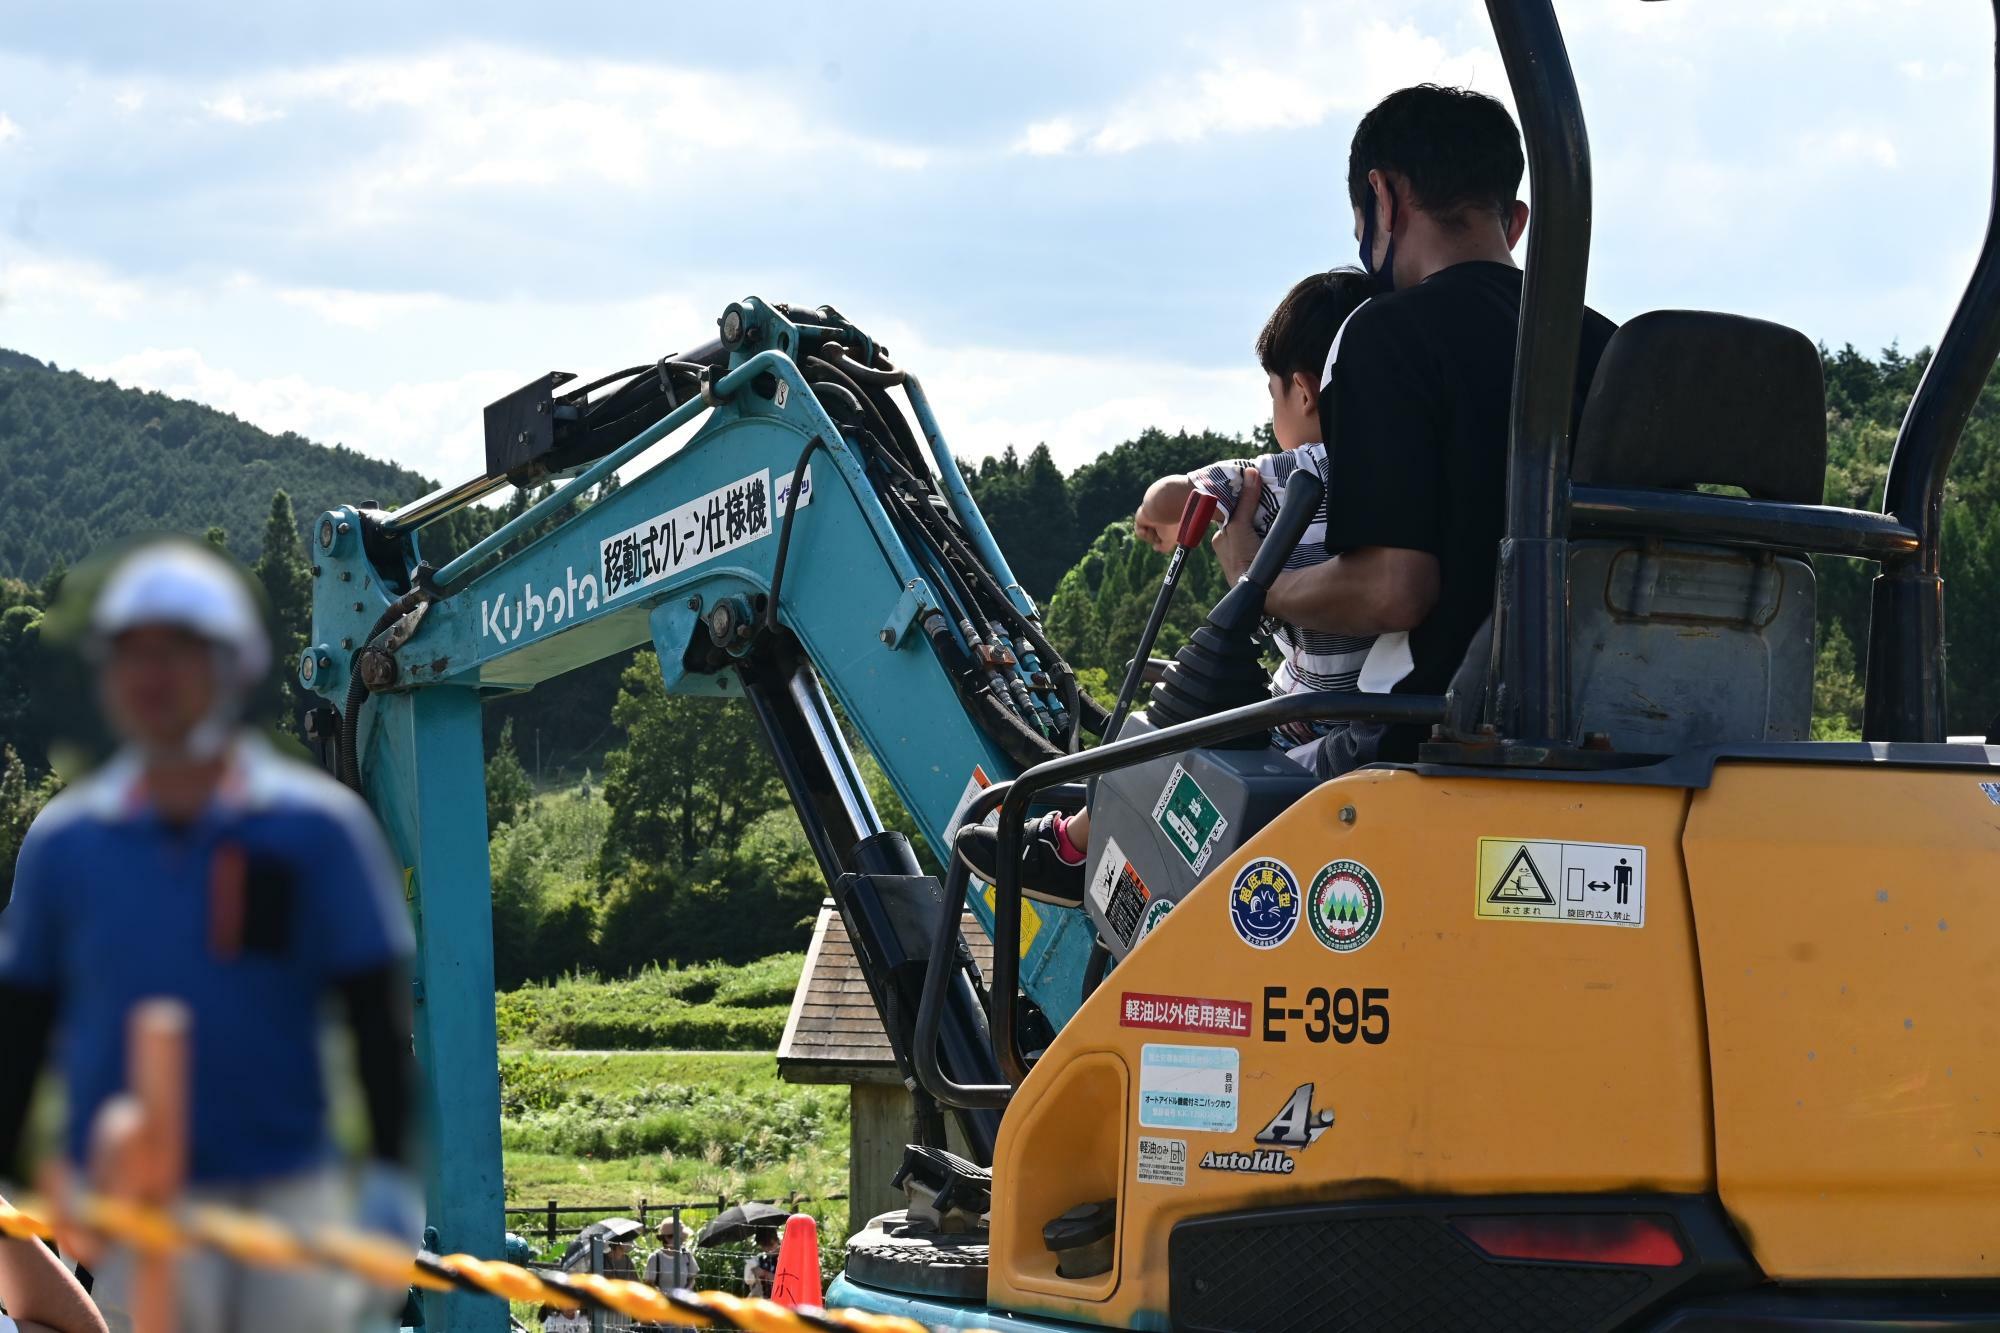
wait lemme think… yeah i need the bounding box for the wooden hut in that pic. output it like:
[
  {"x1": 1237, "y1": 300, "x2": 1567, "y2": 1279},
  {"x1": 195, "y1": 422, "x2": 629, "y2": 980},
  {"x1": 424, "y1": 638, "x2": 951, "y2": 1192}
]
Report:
[{"x1": 776, "y1": 899, "x2": 991, "y2": 1232}]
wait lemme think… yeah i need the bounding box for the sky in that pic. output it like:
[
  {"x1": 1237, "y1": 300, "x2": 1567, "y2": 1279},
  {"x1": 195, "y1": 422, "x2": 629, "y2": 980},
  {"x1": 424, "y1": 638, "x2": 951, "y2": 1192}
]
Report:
[{"x1": 0, "y1": 1, "x2": 1993, "y2": 487}]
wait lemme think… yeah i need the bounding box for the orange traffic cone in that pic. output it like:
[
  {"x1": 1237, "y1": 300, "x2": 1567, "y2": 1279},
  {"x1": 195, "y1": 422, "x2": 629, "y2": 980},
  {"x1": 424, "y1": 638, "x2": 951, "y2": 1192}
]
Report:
[{"x1": 769, "y1": 1213, "x2": 822, "y2": 1308}]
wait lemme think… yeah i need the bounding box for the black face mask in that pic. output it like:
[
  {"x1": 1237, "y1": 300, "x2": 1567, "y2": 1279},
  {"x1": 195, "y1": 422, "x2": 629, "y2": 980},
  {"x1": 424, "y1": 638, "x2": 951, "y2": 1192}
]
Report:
[{"x1": 1357, "y1": 182, "x2": 1398, "y2": 293}]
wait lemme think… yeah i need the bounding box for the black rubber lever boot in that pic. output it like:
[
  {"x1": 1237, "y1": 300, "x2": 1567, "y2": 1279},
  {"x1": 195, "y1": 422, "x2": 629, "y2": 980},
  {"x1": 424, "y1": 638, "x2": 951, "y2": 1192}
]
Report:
[{"x1": 1145, "y1": 466, "x2": 1326, "y2": 742}]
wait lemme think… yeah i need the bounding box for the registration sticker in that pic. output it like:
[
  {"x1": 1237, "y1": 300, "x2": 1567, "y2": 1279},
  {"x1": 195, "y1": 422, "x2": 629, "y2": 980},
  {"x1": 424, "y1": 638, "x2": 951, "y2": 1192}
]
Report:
[{"x1": 1139, "y1": 1043, "x2": 1239, "y2": 1133}]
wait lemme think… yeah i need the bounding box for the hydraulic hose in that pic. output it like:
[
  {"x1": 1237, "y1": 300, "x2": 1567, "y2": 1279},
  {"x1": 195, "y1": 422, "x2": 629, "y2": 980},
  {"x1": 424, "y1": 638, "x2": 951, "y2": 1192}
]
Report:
[
  {"x1": 806, "y1": 364, "x2": 893, "y2": 448},
  {"x1": 846, "y1": 412, "x2": 1085, "y2": 744},
  {"x1": 913, "y1": 497, "x2": 1089, "y2": 750},
  {"x1": 822, "y1": 345, "x2": 907, "y2": 388},
  {"x1": 838, "y1": 359, "x2": 934, "y2": 485},
  {"x1": 806, "y1": 354, "x2": 932, "y2": 485},
  {"x1": 762, "y1": 425, "x2": 1055, "y2": 766},
  {"x1": 337, "y1": 589, "x2": 427, "y2": 791},
  {"x1": 923, "y1": 614, "x2": 1063, "y2": 768},
  {"x1": 807, "y1": 343, "x2": 1087, "y2": 744},
  {"x1": 763, "y1": 435, "x2": 829, "y2": 636}
]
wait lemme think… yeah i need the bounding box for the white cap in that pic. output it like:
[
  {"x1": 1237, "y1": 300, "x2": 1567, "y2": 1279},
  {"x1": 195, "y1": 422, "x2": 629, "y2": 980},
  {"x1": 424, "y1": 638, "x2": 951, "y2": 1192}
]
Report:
[{"x1": 92, "y1": 542, "x2": 272, "y2": 684}]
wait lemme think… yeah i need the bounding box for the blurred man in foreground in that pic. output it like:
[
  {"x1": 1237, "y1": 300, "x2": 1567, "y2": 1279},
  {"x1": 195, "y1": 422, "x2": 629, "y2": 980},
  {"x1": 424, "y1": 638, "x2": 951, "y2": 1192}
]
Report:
[{"x1": 0, "y1": 540, "x2": 420, "y2": 1332}]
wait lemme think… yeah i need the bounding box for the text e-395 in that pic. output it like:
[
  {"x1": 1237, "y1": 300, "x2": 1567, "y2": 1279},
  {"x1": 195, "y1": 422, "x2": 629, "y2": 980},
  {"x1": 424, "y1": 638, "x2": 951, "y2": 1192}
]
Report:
[{"x1": 1261, "y1": 985, "x2": 1389, "y2": 1044}]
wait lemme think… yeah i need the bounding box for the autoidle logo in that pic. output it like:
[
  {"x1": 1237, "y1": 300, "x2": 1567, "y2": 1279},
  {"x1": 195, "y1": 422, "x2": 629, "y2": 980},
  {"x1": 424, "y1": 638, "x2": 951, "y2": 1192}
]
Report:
[
  {"x1": 1255, "y1": 1082, "x2": 1334, "y2": 1148},
  {"x1": 1200, "y1": 1082, "x2": 1334, "y2": 1177},
  {"x1": 481, "y1": 566, "x2": 601, "y2": 643}
]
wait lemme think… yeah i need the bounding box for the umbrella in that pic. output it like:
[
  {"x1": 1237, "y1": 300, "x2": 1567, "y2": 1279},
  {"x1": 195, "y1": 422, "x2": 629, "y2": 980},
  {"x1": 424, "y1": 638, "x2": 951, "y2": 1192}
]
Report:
[
  {"x1": 560, "y1": 1218, "x2": 646, "y2": 1271},
  {"x1": 588, "y1": 1218, "x2": 645, "y2": 1243},
  {"x1": 696, "y1": 1202, "x2": 788, "y2": 1248}
]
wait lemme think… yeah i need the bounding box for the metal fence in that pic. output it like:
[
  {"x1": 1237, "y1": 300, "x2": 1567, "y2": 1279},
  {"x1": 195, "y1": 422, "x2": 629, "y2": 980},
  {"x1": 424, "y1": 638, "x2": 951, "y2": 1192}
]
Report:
[
  {"x1": 504, "y1": 1193, "x2": 847, "y2": 1248},
  {"x1": 503, "y1": 1193, "x2": 850, "y2": 1329}
]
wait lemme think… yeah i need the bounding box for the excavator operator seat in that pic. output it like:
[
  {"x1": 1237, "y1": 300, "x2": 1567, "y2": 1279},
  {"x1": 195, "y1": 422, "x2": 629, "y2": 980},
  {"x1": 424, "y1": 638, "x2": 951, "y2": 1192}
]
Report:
[{"x1": 1566, "y1": 310, "x2": 1827, "y2": 753}]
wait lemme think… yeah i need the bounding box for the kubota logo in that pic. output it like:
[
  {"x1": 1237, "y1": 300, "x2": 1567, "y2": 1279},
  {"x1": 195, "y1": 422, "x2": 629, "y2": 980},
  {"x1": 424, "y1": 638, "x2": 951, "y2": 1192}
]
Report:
[{"x1": 481, "y1": 566, "x2": 601, "y2": 643}]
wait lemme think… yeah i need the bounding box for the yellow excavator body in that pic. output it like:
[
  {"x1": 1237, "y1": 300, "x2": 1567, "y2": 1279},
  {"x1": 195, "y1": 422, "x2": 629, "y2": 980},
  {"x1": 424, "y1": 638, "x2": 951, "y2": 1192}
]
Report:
[{"x1": 984, "y1": 763, "x2": 2000, "y2": 1327}]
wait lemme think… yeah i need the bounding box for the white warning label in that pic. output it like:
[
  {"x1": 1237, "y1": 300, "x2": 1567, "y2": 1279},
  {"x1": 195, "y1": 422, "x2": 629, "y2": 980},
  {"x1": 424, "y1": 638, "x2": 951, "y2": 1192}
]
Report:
[
  {"x1": 1136, "y1": 1135, "x2": 1187, "y2": 1187},
  {"x1": 1476, "y1": 838, "x2": 1645, "y2": 927}
]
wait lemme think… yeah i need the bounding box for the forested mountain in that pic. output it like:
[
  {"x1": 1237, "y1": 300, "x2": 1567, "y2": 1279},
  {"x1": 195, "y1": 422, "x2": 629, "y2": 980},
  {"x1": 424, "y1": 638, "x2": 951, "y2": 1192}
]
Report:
[
  {"x1": 962, "y1": 427, "x2": 1272, "y2": 600},
  {"x1": 0, "y1": 349, "x2": 436, "y2": 582}
]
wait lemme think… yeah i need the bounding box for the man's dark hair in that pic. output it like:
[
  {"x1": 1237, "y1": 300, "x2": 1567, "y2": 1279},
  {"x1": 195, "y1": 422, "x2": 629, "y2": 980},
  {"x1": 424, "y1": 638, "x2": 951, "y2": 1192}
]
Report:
[
  {"x1": 1348, "y1": 84, "x2": 1524, "y2": 225},
  {"x1": 1257, "y1": 269, "x2": 1374, "y2": 383}
]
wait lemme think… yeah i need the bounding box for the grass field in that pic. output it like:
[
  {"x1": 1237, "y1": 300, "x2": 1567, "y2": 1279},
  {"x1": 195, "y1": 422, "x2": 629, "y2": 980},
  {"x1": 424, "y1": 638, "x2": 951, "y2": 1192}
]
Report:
[
  {"x1": 499, "y1": 1051, "x2": 845, "y2": 1207},
  {"x1": 496, "y1": 955, "x2": 803, "y2": 1051},
  {"x1": 495, "y1": 957, "x2": 853, "y2": 1256}
]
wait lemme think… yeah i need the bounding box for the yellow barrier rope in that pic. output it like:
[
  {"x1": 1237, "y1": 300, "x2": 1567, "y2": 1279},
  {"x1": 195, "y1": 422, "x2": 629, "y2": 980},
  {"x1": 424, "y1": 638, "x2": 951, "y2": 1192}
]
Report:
[{"x1": 0, "y1": 1195, "x2": 977, "y2": 1333}]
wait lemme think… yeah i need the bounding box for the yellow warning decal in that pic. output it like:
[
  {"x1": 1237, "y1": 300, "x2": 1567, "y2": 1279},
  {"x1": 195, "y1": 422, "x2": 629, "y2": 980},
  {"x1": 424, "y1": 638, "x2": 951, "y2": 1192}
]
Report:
[
  {"x1": 982, "y1": 882, "x2": 1043, "y2": 957},
  {"x1": 1475, "y1": 837, "x2": 1645, "y2": 927}
]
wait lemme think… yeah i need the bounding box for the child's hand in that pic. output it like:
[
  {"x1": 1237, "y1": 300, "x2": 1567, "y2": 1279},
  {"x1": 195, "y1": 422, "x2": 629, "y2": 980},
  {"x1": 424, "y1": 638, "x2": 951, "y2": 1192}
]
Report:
[
  {"x1": 1212, "y1": 467, "x2": 1265, "y2": 583},
  {"x1": 1134, "y1": 475, "x2": 1195, "y2": 554}
]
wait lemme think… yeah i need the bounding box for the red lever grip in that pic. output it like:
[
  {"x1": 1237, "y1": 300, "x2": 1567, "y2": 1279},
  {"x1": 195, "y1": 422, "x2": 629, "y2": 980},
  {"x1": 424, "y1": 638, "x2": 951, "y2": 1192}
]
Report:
[{"x1": 1176, "y1": 491, "x2": 1221, "y2": 548}]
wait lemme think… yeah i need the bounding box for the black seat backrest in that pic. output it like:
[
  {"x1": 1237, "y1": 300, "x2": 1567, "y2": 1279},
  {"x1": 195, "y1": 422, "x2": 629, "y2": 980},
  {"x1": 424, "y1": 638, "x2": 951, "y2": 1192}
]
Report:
[{"x1": 1572, "y1": 310, "x2": 1827, "y2": 503}]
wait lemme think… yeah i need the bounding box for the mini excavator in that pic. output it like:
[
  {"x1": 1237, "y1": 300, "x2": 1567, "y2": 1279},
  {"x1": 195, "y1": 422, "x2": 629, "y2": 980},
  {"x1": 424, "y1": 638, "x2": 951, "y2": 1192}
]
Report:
[{"x1": 307, "y1": 2, "x2": 2000, "y2": 1328}]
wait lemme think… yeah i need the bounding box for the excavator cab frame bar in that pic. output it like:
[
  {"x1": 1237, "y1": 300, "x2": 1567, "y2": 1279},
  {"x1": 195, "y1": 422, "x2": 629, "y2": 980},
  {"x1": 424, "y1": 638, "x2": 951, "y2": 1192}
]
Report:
[{"x1": 1487, "y1": 0, "x2": 2000, "y2": 750}]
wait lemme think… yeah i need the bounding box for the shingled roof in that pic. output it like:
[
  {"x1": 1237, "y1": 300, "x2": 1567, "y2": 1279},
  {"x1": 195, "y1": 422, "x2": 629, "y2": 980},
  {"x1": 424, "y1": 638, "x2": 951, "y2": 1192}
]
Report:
[{"x1": 776, "y1": 898, "x2": 995, "y2": 1085}]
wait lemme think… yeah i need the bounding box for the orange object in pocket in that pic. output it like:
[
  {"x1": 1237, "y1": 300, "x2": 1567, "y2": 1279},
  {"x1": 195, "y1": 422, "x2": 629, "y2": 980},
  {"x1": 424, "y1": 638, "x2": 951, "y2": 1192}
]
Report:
[{"x1": 209, "y1": 841, "x2": 246, "y2": 960}]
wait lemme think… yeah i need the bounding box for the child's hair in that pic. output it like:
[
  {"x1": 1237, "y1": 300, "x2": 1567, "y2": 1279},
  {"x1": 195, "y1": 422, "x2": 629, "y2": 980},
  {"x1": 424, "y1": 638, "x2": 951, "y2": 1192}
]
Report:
[{"x1": 1255, "y1": 268, "x2": 1373, "y2": 386}]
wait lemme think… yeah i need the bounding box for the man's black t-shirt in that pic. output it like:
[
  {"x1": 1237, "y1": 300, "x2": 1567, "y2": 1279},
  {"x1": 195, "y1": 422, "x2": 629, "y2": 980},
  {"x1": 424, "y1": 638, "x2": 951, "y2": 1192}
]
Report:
[{"x1": 1317, "y1": 261, "x2": 1615, "y2": 757}]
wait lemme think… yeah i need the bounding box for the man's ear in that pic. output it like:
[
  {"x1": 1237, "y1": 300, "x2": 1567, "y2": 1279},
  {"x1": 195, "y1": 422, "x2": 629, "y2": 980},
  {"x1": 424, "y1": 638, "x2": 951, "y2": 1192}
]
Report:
[
  {"x1": 1370, "y1": 169, "x2": 1399, "y2": 235},
  {"x1": 1506, "y1": 199, "x2": 1529, "y2": 249},
  {"x1": 1290, "y1": 371, "x2": 1319, "y2": 412}
]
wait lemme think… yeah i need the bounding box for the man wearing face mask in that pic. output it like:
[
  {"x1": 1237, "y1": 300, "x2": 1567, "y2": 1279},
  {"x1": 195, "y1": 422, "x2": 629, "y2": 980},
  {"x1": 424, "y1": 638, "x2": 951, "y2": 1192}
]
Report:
[
  {"x1": 0, "y1": 540, "x2": 419, "y2": 1333},
  {"x1": 1242, "y1": 84, "x2": 1618, "y2": 774}
]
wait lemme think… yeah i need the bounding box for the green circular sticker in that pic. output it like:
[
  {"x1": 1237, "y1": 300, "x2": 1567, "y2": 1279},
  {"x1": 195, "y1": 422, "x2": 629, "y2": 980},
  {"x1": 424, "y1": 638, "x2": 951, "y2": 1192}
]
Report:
[{"x1": 1307, "y1": 860, "x2": 1384, "y2": 953}]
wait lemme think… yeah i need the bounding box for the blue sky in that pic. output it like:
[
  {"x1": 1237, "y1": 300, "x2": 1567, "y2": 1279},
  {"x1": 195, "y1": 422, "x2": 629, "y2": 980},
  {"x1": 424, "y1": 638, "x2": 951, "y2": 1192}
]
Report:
[{"x1": 0, "y1": 1, "x2": 1991, "y2": 484}]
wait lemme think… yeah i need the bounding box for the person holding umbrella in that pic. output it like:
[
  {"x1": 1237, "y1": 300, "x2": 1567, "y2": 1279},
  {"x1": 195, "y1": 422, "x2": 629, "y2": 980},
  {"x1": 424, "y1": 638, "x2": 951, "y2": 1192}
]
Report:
[
  {"x1": 560, "y1": 1219, "x2": 642, "y2": 1281},
  {"x1": 695, "y1": 1203, "x2": 787, "y2": 1299},
  {"x1": 641, "y1": 1218, "x2": 695, "y2": 1294},
  {"x1": 741, "y1": 1231, "x2": 781, "y2": 1300}
]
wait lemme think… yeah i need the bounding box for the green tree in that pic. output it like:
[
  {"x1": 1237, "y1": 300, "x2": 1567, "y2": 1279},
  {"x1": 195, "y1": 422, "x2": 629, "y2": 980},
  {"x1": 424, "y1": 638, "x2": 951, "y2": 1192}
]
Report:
[
  {"x1": 1043, "y1": 521, "x2": 1228, "y2": 680},
  {"x1": 487, "y1": 784, "x2": 606, "y2": 986},
  {"x1": 0, "y1": 588, "x2": 48, "y2": 774},
  {"x1": 595, "y1": 812, "x2": 821, "y2": 975},
  {"x1": 35, "y1": 559, "x2": 65, "y2": 607},
  {"x1": 486, "y1": 718, "x2": 534, "y2": 832},
  {"x1": 0, "y1": 744, "x2": 60, "y2": 909},
  {"x1": 1811, "y1": 622, "x2": 1866, "y2": 740},
  {"x1": 253, "y1": 489, "x2": 313, "y2": 734},
  {"x1": 599, "y1": 654, "x2": 786, "y2": 878}
]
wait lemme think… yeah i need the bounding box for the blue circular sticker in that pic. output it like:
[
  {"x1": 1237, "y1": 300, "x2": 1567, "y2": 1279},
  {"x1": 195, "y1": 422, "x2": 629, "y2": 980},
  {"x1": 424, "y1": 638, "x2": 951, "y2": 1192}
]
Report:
[{"x1": 1228, "y1": 858, "x2": 1299, "y2": 949}]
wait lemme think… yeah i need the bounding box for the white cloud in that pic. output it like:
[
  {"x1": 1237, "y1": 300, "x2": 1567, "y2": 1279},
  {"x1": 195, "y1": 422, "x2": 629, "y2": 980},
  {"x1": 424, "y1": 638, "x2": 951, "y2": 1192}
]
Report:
[
  {"x1": 1016, "y1": 17, "x2": 1502, "y2": 156},
  {"x1": 1802, "y1": 128, "x2": 1900, "y2": 170},
  {"x1": 275, "y1": 286, "x2": 452, "y2": 331},
  {"x1": 202, "y1": 48, "x2": 930, "y2": 211},
  {"x1": 876, "y1": 318, "x2": 1266, "y2": 470},
  {"x1": 0, "y1": 113, "x2": 19, "y2": 146},
  {"x1": 1014, "y1": 117, "x2": 1079, "y2": 156},
  {"x1": 200, "y1": 93, "x2": 284, "y2": 125},
  {"x1": 0, "y1": 256, "x2": 146, "y2": 320},
  {"x1": 86, "y1": 345, "x2": 513, "y2": 483}
]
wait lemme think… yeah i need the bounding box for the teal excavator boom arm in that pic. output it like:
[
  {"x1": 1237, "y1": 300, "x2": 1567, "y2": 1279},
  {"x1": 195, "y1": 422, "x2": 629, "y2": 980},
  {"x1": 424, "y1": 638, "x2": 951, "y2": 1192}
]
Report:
[{"x1": 303, "y1": 298, "x2": 1100, "y2": 1333}]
